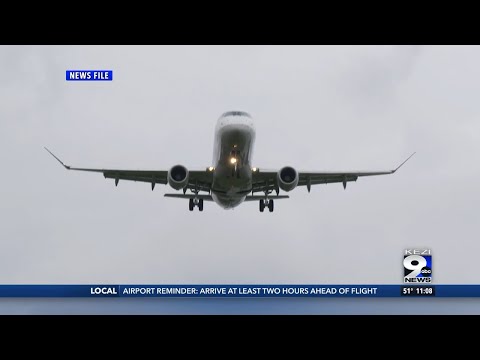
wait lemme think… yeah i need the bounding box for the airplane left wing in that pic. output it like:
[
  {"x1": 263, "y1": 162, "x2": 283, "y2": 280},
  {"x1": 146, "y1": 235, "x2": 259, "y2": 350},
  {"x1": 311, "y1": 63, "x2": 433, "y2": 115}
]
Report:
[
  {"x1": 44, "y1": 147, "x2": 213, "y2": 192},
  {"x1": 251, "y1": 153, "x2": 415, "y2": 193}
]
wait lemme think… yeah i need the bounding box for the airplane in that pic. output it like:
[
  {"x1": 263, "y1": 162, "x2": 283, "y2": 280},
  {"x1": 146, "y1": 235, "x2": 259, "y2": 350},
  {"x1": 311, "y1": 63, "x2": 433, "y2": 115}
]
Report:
[{"x1": 45, "y1": 111, "x2": 415, "y2": 212}]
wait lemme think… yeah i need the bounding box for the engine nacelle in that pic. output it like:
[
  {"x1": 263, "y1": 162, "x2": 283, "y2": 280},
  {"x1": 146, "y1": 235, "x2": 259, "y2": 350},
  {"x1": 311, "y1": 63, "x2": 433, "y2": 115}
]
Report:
[
  {"x1": 168, "y1": 165, "x2": 189, "y2": 190},
  {"x1": 277, "y1": 166, "x2": 299, "y2": 192}
]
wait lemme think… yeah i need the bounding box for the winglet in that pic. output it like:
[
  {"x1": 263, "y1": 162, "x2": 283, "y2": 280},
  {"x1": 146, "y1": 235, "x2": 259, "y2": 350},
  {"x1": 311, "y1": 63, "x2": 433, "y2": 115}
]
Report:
[
  {"x1": 44, "y1": 147, "x2": 71, "y2": 170},
  {"x1": 393, "y1": 152, "x2": 416, "y2": 173}
]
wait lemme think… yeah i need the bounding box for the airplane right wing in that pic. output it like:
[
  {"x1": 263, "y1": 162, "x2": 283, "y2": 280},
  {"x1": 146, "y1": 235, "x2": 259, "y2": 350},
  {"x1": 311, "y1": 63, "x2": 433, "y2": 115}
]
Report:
[{"x1": 44, "y1": 147, "x2": 213, "y2": 192}]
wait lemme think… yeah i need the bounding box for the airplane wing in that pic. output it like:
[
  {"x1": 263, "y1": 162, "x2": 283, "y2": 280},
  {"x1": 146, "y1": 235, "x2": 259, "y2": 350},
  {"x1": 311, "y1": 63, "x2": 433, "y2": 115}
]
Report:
[
  {"x1": 251, "y1": 153, "x2": 415, "y2": 194},
  {"x1": 44, "y1": 147, "x2": 213, "y2": 192}
]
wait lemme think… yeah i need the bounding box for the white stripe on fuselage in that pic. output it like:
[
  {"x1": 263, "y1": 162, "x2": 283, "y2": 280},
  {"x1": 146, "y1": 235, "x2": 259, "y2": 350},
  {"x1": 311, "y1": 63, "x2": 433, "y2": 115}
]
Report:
[{"x1": 211, "y1": 112, "x2": 256, "y2": 209}]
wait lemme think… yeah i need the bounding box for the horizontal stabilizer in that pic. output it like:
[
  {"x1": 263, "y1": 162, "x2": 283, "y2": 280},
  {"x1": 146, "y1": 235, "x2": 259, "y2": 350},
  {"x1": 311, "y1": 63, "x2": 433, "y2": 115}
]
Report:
[
  {"x1": 164, "y1": 194, "x2": 214, "y2": 201},
  {"x1": 244, "y1": 195, "x2": 289, "y2": 201}
]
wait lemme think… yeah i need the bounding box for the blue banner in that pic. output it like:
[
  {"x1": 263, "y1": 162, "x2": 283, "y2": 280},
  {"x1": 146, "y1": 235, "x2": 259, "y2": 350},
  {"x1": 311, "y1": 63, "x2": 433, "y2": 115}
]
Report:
[
  {"x1": 0, "y1": 285, "x2": 478, "y2": 297},
  {"x1": 66, "y1": 70, "x2": 113, "y2": 81}
]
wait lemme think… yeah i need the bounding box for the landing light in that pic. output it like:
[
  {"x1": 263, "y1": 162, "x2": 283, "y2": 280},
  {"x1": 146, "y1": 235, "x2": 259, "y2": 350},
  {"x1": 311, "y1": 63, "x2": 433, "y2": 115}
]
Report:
[
  {"x1": 208, "y1": 166, "x2": 214, "y2": 171},
  {"x1": 230, "y1": 158, "x2": 237, "y2": 164},
  {"x1": 252, "y1": 167, "x2": 257, "y2": 172}
]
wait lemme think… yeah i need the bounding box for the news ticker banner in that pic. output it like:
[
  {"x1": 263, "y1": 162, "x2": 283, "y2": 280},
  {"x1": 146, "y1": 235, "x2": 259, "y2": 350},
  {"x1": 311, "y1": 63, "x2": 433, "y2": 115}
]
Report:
[{"x1": 0, "y1": 285, "x2": 479, "y2": 297}]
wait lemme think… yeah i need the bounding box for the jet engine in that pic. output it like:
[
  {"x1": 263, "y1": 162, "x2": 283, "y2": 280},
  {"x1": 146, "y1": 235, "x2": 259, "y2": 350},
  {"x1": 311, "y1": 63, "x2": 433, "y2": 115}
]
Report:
[
  {"x1": 168, "y1": 165, "x2": 189, "y2": 190},
  {"x1": 277, "y1": 166, "x2": 299, "y2": 192}
]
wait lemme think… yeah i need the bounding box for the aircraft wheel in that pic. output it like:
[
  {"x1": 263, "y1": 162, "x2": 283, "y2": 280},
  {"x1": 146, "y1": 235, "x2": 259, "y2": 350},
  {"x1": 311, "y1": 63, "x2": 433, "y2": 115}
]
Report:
[
  {"x1": 268, "y1": 200, "x2": 274, "y2": 212},
  {"x1": 189, "y1": 198, "x2": 194, "y2": 211},
  {"x1": 259, "y1": 200, "x2": 265, "y2": 212},
  {"x1": 198, "y1": 199, "x2": 204, "y2": 211}
]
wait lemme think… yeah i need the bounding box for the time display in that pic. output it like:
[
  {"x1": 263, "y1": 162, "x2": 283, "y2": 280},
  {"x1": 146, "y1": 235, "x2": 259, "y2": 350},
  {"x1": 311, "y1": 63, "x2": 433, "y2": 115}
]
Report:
[{"x1": 401, "y1": 286, "x2": 435, "y2": 296}]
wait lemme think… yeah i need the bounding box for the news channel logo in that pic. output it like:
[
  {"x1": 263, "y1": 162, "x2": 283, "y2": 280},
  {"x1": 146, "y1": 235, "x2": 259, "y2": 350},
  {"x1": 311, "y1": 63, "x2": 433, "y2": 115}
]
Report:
[{"x1": 403, "y1": 249, "x2": 432, "y2": 283}]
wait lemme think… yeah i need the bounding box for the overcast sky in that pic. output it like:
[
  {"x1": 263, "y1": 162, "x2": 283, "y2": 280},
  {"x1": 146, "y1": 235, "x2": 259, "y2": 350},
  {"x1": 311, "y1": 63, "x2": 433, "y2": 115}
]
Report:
[{"x1": 1, "y1": 45, "x2": 479, "y2": 285}]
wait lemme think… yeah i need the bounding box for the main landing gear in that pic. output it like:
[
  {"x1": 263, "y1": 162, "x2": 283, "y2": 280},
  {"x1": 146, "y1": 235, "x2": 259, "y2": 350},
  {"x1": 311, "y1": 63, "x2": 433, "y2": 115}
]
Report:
[
  {"x1": 259, "y1": 199, "x2": 274, "y2": 213},
  {"x1": 259, "y1": 189, "x2": 275, "y2": 213},
  {"x1": 189, "y1": 198, "x2": 204, "y2": 212}
]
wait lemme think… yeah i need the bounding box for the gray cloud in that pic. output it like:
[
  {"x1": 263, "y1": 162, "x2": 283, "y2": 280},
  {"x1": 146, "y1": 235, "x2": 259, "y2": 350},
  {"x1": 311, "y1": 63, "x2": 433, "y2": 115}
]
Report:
[{"x1": 0, "y1": 45, "x2": 479, "y2": 286}]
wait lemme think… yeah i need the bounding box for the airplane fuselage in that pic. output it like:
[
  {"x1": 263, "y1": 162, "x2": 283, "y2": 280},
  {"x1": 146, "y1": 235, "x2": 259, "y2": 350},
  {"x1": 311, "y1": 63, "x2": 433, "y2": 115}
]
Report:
[{"x1": 211, "y1": 111, "x2": 256, "y2": 209}]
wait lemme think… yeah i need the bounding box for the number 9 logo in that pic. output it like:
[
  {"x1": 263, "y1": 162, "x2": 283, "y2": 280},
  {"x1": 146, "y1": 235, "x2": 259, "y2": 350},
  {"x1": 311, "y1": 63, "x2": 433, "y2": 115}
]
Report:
[{"x1": 404, "y1": 255, "x2": 427, "y2": 278}]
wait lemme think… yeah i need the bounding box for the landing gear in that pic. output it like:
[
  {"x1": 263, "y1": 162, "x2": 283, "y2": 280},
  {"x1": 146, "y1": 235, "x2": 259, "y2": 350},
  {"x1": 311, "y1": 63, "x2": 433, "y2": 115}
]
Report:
[
  {"x1": 259, "y1": 199, "x2": 274, "y2": 213},
  {"x1": 259, "y1": 188, "x2": 275, "y2": 213},
  {"x1": 268, "y1": 200, "x2": 274, "y2": 212},
  {"x1": 189, "y1": 197, "x2": 204, "y2": 211}
]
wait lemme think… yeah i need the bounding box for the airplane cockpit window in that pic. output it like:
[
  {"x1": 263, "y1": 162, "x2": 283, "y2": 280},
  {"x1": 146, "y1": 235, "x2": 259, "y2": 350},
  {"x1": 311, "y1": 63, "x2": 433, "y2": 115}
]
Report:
[{"x1": 222, "y1": 111, "x2": 251, "y2": 118}]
